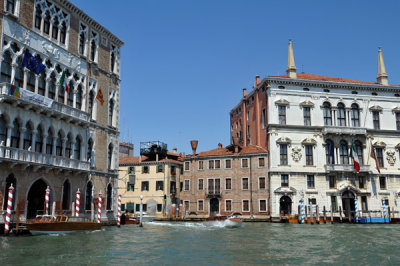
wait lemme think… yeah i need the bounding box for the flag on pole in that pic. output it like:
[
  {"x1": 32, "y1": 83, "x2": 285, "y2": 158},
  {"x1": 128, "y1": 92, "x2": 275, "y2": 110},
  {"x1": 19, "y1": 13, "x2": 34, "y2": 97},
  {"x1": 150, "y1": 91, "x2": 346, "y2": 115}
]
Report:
[
  {"x1": 96, "y1": 88, "x2": 104, "y2": 105},
  {"x1": 370, "y1": 141, "x2": 381, "y2": 173},
  {"x1": 59, "y1": 71, "x2": 70, "y2": 92},
  {"x1": 22, "y1": 50, "x2": 46, "y2": 75},
  {"x1": 350, "y1": 142, "x2": 360, "y2": 173}
]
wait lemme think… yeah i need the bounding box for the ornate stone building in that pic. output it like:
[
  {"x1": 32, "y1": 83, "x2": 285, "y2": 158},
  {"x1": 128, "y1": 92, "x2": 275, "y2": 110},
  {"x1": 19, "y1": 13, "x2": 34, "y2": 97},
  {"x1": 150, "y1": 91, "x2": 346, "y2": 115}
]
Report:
[
  {"x1": 230, "y1": 40, "x2": 400, "y2": 219},
  {"x1": 0, "y1": 0, "x2": 123, "y2": 225}
]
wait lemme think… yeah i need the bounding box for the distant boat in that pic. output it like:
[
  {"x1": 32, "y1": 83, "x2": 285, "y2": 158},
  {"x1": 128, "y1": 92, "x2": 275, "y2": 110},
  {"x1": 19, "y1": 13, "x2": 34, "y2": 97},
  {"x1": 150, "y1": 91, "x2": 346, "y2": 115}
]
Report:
[
  {"x1": 124, "y1": 214, "x2": 140, "y2": 225},
  {"x1": 204, "y1": 216, "x2": 242, "y2": 228},
  {"x1": 26, "y1": 215, "x2": 101, "y2": 235}
]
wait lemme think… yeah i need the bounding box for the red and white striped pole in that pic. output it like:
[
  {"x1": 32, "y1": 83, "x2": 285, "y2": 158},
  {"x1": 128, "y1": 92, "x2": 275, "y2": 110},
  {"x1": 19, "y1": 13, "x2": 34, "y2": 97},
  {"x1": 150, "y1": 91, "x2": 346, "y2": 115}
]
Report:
[
  {"x1": 4, "y1": 184, "x2": 14, "y2": 235},
  {"x1": 75, "y1": 188, "x2": 80, "y2": 216},
  {"x1": 45, "y1": 186, "x2": 50, "y2": 215},
  {"x1": 117, "y1": 194, "x2": 122, "y2": 227},
  {"x1": 97, "y1": 192, "x2": 102, "y2": 223}
]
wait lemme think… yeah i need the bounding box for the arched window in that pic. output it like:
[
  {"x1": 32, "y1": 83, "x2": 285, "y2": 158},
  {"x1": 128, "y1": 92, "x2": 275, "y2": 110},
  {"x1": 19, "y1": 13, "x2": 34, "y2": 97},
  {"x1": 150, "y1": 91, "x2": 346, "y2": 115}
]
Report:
[
  {"x1": 11, "y1": 120, "x2": 20, "y2": 148},
  {"x1": 0, "y1": 115, "x2": 7, "y2": 145},
  {"x1": 87, "y1": 138, "x2": 93, "y2": 162},
  {"x1": 351, "y1": 104, "x2": 360, "y2": 127},
  {"x1": 110, "y1": 50, "x2": 115, "y2": 72},
  {"x1": 3, "y1": 174, "x2": 16, "y2": 210},
  {"x1": 339, "y1": 140, "x2": 349, "y2": 164},
  {"x1": 109, "y1": 99, "x2": 114, "y2": 126},
  {"x1": 88, "y1": 90, "x2": 95, "y2": 117},
  {"x1": 62, "y1": 179, "x2": 71, "y2": 210},
  {"x1": 38, "y1": 71, "x2": 46, "y2": 96},
  {"x1": 58, "y1": 80, "x2": 65, "y2": 103},
  {"x1": 43, "y1": 11, "x2": 51, "y2": 35},
  {"x1": 1, "y1": 51, "x2": 12, "y2": 83},
  {"x1": 85, "y1": 181, "x2": 93, "y2": 211},
  {"x1": 323, "y1": 102, "x2": 332, "y2": 126},
  {"x1": 34, "y1": 6, "x2": 42, "y2": 30},
  {"x1": 35, "y1": 126, "x2": 43, "y2": 153},
  {"x1": 325, "y1": 139, "x2": 335, "y2": 164},
  {"x1": 15, "y1": 56, "x2": 24, "y2": 87},
  {"x1": 60, "y1": 22, "x2": 67, "y2": 44},
  {"x1": 90, "y1": 39, "x2": 97, "y2": 61},
  {"x1": 354, "y1": 140, "x2": 364, "y2": 165},
  {"x1": 52, "y1": 17, "x2": 59, "y2": 40},
  {"x1": 106, "y1": 184, "x2": 112, "y2": 210},
  {"x1": 76, "y1": 85, "x2": 83, "y2": 110},
  {"x1": 23, "y1": 123, "x2": 33, "y2": 150},
  {"x1": 108, "y1": 143, "x2": 113, "y2": 169},
  {"x1": 79, "y1": 32, "x2": 86, "y2": 55},
  {"x1": 48, "y1": 72, "x2": 56, "y2": 100},
  {"x1": 337, "y1": 103, "x2": 346, "y2": 127},
  {"x1": 46, "y1": 129, "x2": 53, "y2": 154},
  {"x1": 67, "y1": 80, "x2": 74, "y2": 106},
  {"x1": 74, "y1": 136, "x2": 81, "y2": 160},
  {"x1": 56, "y1": 131, "x2": 62, "y2": 156},
  {"x1": 65, "y1": 134, "x2": 72, "y2": 158}
]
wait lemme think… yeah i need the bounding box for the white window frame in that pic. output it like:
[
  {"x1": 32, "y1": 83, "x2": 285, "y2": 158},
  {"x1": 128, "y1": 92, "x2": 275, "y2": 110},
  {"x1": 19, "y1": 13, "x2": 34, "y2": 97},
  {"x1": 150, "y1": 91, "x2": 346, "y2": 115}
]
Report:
[
  {"x1": 88, "y1": 78, "x2": 98, "y2": 121},
  {"x1": 198, "y1": 178, "x2": 204, "y2": 191},
  {"x1": 197, "y1": 200, "x2": 204, "y2": 212},
  {"x1": 258, "y1": 176, "x2": 266, "y2": 190},
  {"x1": 184, "y1": 161, "x2": 190, "y2": 171},
  {"x1": 241, "y1": 177, "x2": 249, "y2": 190},
  {"x1": 242, "y1": 199, "x2": 250, "y2": 212},
  {"x1": 214, "y1": 159, "x2": 221, "y2": 169},
  {"x1": 225, "y1": 159, "x2": 232, "y2": 169},
  {"x1": 225, "y1": 177, "x2": 232, "y2": 190},
  {"x1": 259, "y1": 199, "x2": 267, "y2": 212},
  {"x1": 258, "y1": 157, "x2": 266, "y2": 168},
  {"x1": 4, "y1": 0, "x2": 20, "y2": 17},
  {"x1": 183, "y1": 200, "x2": 190, "y2": 212},
  {"x1": 78, "y1": 21, "x2": 88, "y2": 57},
  {"x1": 207, "y1": 178, "x2": 221, "y2": 194},
  {"x1": 241, "y1": 158, "x2": 249, "y2": 168},
  {"x1": 89, "y1": 30, "x2": 99, "y2": 63},
  {"x1": 225, "y1": 199, "x2": 232, "y2": 212},
  {"x1": 184, "y1": 179, "x2": 190, "y2": 191}
]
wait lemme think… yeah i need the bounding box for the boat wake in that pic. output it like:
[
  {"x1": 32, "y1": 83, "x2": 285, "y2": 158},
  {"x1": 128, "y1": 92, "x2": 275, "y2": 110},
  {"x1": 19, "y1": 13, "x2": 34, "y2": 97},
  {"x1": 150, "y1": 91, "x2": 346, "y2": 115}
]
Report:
[{"x1": 148, "y1": 221, "x2": 242, "y2": 229}]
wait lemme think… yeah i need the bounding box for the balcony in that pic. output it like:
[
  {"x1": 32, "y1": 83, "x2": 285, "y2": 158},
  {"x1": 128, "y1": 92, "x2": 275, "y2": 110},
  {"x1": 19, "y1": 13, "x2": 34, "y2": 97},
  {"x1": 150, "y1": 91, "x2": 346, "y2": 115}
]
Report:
[
  {"x1": 322, "y1": 126, "x2": 367, "y2": 136},
  {"x1": 0, "y1": 146, "x2": 90, "y2": 172},
  {"x1": 206, "y1": 190, "x2": 221, "y2": 198},
  {"x1": 325, "y1": 164, "x2": 370, "y2": 173},
  {"x1": 0, "y1": 83, "x2": 90, "y2": 125}
]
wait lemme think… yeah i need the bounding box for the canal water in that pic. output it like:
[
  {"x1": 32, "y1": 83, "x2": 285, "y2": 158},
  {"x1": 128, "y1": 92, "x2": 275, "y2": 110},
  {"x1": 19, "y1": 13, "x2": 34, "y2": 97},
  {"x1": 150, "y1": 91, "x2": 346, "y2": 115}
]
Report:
[{"x1": 1, "y1": 222, "x2": 400, "y2": 265}]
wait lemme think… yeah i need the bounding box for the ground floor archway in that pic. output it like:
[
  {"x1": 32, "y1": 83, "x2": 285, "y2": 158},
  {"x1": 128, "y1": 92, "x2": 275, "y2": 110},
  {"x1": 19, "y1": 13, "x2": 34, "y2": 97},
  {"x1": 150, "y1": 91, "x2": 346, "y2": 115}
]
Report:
[
  {"x1": 342, "y1": 190, "x2": 355, "y2": 219},
  {"x1": 279, "y1": 196, "x2": 292, "y2": 215},
  {"x1": 27, "y1": 179, "x2": 48, "y2": 219},
  {"x1": 210, "y1": 198, "x2": 219, "y2": 216}
]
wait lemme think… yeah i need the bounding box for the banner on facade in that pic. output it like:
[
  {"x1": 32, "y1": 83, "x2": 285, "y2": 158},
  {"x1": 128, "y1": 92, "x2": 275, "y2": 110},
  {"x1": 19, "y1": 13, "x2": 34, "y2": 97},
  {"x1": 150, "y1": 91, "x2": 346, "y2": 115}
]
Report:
[{"x1": 19, "y1": 88, "x2": 53, "y2": 108}]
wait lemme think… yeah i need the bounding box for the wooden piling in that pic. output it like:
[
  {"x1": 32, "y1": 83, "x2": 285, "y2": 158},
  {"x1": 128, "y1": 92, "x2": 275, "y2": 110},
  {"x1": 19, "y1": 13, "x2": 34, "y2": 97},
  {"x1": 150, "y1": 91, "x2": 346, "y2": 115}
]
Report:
[
  {"x1": 298, "y1": 205, "x2": 301, "y2": 224},
  {"x1": 323, "y1": 206, "x2": 326, "y2": 224},
  {"x1": 310, "y1": 204, "x2": 314, "y2": 225},
  {"x1": 331, "y1": 207, "x2": 334, "y2": 224},
  {"x1": 316, "y1": 205, "x2": 320, "y2": 224},
  {"x1": 388, "y1": 207, "x2": 391, "y2": 222},
  {"x1": 15, "y1": 202, "x2": 20, "y2": 233},
  {"x1": 72, "y1": 202, "x2": 75, "y2": 216},
  {"x1": 305, "y1": 206, "x2": 308, "y2": 223},
  {"x1": 339, "y1": 206, "x2": 343, "y2": 223}
]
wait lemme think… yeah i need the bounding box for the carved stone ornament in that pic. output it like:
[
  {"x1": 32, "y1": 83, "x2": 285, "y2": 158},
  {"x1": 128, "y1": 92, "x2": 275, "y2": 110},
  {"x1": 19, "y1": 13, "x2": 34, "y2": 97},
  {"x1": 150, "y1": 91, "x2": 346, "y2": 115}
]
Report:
[
  {"x1": 386, "y1": 150, "x2": 396, "y2": 166},
  {"x1": 301, "y1": 137, "x2": 317, "y2": 146},
  {"x1": 274, "y1": 99, "x2": 290, "y2": 106},
  {"x1": 373, "y1": 141, "x2": 386, "y2": 148},
  {"x1": 299, "y1": 100, "x2": 314, "y2": 108},
  {"x1": 369, "y1": 105, "x2": 383, "y2": 112},
  {"x1": 276, "y1": 136, "x2": 291, "y2": 144},
  {"x1": 291, "y1": 146, "x2": 302, "y2": 162}
]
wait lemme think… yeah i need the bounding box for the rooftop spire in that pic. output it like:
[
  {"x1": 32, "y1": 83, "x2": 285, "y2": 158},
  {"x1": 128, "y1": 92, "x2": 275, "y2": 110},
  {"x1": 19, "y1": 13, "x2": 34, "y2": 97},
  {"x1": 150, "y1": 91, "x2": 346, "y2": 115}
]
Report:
[
  {"x1": 377, "y1": 47, "x2": 388, "y2": 85},
  {"x1": 286, "y1": 39, "x2": 297, "y2": 79}
]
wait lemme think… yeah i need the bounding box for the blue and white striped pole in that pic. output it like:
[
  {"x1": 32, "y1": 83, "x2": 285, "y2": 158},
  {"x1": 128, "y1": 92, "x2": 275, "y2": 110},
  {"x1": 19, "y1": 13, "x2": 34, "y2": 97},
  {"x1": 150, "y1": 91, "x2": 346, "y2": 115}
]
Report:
[
  {"x1": 354, "y1": 197, "x2": 359, "y2": 223},
  {"x1": 382, "y1": 199, "x2": 387, "y2": 222},
  {"x1": 301, "y1": 197, "x2": 305, "y2": 224}
]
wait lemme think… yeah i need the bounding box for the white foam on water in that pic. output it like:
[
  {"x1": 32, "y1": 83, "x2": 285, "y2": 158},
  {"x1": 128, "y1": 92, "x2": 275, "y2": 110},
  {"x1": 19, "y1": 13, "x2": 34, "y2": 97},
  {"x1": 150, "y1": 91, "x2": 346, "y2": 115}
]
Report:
[{"x1": 148, "y1": 221, "x2": 209, "y2": 229}]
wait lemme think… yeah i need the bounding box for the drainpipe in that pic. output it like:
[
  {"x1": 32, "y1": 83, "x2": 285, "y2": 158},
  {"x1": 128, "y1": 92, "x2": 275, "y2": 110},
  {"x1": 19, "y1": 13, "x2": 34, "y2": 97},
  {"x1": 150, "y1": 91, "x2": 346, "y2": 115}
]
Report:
[{"x1": 250, "y1": 156, "x2": 253, "y2": 219}]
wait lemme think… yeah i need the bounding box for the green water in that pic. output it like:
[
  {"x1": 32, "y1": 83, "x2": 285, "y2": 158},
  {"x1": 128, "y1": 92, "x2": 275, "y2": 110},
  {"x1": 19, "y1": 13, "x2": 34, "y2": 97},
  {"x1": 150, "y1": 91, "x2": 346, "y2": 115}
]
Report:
[{"x1": 1, "y1": 222, "x2": 399, "y2": 265}]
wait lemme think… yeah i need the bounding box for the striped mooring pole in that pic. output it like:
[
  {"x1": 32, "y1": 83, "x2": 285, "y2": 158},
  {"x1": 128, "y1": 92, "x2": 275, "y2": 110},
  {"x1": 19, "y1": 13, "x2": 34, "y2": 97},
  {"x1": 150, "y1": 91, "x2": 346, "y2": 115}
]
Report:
[
  {"x1": 354, "y1": 197, "x2": 359, "y2": 223},
  {"x1": 45, "y1": 186, "x2": 50, "y2": 215},
  {"x1": 75, "y1": 188, "x2": 80, "y2": 216},
  {"x1": 117, "y1": 194, "x2": 122, "y2": 227},
  {"x1": 97, "y1": 192, "x2": 102, "y2": 223},
  {"x1": 301, "y1": 197, "x2": 305, "y2": 224},
  {"x1": 382, "y1": 198, "x2": 387, "y2": 222},
  {"x1": 4, "y1": 184, "x2": 14, "y2": 235}
]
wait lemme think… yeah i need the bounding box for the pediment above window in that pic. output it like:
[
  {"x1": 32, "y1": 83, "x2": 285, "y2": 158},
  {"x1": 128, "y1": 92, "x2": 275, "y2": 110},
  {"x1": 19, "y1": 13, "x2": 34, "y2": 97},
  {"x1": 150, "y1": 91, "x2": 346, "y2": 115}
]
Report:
[
  {"x1": 299, "y1": 100, "x2": 314, "y2": 108},
  {"x1": 301, "y1": 137, "x2": 317, "y2": 145},
  {"x1": 275, "y1": 99, "x2": 289, "y2": 106},
  {"x1": 276, "y1": 137, "x2": 291, "y2": 144},
  {"x1": 373, "y1": 141, "x2": 386, "y2": 148},
  {"x1": 392, "y1": 107, "x2": 400, "y2": 113},
  {"x1": 369, "y1": 105, "x2": 383, "y2": 112},
  {"x1": 395, "y1": 143, "x2": 400, "y2": 150}
]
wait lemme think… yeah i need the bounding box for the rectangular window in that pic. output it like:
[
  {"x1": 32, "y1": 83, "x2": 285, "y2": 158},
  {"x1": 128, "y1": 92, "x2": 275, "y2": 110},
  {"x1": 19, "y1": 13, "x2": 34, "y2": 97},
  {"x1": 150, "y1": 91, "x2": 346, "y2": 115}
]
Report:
[
  {"x1": 209, "y1": 160, "x2": 214, "y2": 169},
  {"x1": 247, "y1": 125, "x2": 250, "y2": 139},
  {"x1": 184, "y1": 179, "x2": 190, "y2": 191},
  {"x1": 359, "y1": 176, "x2": 365, "y2": 189},
  {"x1": 142, "y1": 166, "x2": 149, "y2": 174},
  {"x1": 376, "y1": 148, "x2": 384, "y2": 167},
  {"x1": 180, "y1": 181, "x2": 183, "y2": 192},
  {"x1": 308, "y1": 198, "x2": 317, "y2": 205},
  {"x1": 6, "y1": 0, "x2": 15, "y2": 14},
  {"x1": 184, "y1": 161, "x2": 190, "y2": 171},
  {"x1": 198, "y1": 161, "x2": 204, "y2": 170},
  {"x1": 307, "y1": 175, "x2": 315, "y2": 188},
  {"x1": 379, "y1": 176, "x2": 386, "y2": 190},
  {"x1": 141, "y1": 181, "x2": 149, "y2": 191},
  {"x1": 303, "y1": 107, "x2": 311, "y2": 126},
  {"x1": 329, "y1": 176, "x2": 336, "y2": 188},
  {"x1": 281, "y1": 174, "x2": 289, "y2": 187},
  {"x1": 242, "y1": 178, "x2": 249, "y2": 190},
  {"x1": 215, "y1": 160, "x2": 221, "y2": 169},
  {"x1": 361, "y1": 196, "x2": 368, "y2": 212},
  {"x1": 262, "y1": 108, "x2": 266, "y2": 129},
  {"x1": 225, "y1": 159, "x2": 232, "y2": 169},
  {"x1": 157, "y1": 164, "x2": 164, "y2": 173},
  {"x1": 171, "y1": 166, "x2": 176, "y2": 175},
  {"x1": 280, "y1": 144, "x2": 288, "y2": 165},
  {"x1": 225, "y1": 200, "x2": 232, "y2": 212},
  {"x1": 259, "y1": 200, "x2": 267, "y2": 212},
  {"x1": 135, "y1": 203, "x2": 147, "y2": 212},
  {"x1": 127, "y1": 182, "x2": 135, "y2": 192},
  {"x1": 373, "y1": 111, "x2": 380, "y2": 129},
  {"x1": 157, "y1": 204, "x2": 162, "y2": 212},
  {"x1": 305, "y1": 145, "x2": 313, "y2": 165},
  {"x1": 331, "y1": 196, "x2": 337, "y2": 212},
  {"x1": 384, "y1": 199, "x2": 389, "y2": 206},
  {"x1": 156, "y1": 181, "x2": 164, "y2": 191},
  {"x1": 396, "y1": 113, "x2": 400, "y2": 131},
  {"x1": 259, "y1": 177, "x2": 266, "y2": 189},
  {"x1": 184, "y1": 200, "x2": 189, "y2": 212},
  {"x1": 198, "y1": 200, "x2": 204, "y2": 211},
  {"x1": 225, "y1": 178, "x2": 232, "y2": 190},
  {"x1": 258, "y1": 157, "x2": 265, "y2": 167},
  {"x1": 247, "y1": 111, "x2": 249, "y2": 120},
  {"x1": 241, "y1": 158, "x2": 249, "y2": 168},
  {"x1": 198, "y1": 179, "x2": 204, "y2": 190},
  {"x1": 278, "y1": 105, "x2": 286, "y2": 125},
  {"x1": 207, "y1": 178, "x2": 220, "y2": 194},
  {"x1": 242, "y1": 200, "x2": 250, "y2": 212}
]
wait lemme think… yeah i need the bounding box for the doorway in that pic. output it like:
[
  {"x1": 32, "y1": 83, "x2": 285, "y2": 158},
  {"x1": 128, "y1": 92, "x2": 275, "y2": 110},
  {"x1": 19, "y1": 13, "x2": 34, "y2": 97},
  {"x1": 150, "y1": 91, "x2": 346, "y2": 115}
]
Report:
[
  {"x1": 27, "y1": 179, "x2": 48, "y2": 219},
  {"x1": 210, "y1": 198, "x2": 219, "y2": 216},
  {"x1": 280, "y1": 196, "x2": 292, "y2": 215},
  {"x1": 342, "y1": 190, "x2": 355, "y2": 219}
]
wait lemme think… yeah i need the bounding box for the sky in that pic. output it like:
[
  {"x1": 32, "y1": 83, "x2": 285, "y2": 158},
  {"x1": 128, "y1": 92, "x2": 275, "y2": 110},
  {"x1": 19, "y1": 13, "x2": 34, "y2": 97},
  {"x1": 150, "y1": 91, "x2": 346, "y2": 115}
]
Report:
[{"x1": 72, "y1": 0, "x2": 400, "y2": 155}]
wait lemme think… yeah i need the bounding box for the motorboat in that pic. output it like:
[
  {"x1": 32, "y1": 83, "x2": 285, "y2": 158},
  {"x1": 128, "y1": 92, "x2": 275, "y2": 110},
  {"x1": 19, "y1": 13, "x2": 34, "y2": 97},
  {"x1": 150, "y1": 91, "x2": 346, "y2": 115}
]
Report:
[
  {"x1": 25, "y1": 215, "x2": 101, "y2": 235},
  {"x1": 204, "y1": 215, "x2": 242, "y2": 228}
]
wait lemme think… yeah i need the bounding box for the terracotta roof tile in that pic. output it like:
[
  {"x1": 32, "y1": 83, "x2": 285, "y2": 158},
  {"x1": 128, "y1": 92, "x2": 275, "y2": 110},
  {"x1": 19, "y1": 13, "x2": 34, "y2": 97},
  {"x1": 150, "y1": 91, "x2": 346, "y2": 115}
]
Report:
[{"x1": 272, "y1": 73, "x2": 387, "y2": 85}]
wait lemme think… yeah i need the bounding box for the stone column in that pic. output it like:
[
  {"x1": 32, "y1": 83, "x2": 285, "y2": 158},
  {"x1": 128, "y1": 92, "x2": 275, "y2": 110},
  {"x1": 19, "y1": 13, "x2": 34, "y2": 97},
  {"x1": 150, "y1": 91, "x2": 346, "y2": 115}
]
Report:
[
  {"x1": 10, "y1": 63, "x2": 17, "y2": 84},
  {"x1": 72, "y1": 88, "x2": 77, "y2": 108},
  {"x1": 34, "y1": 75, "x2": 39, "y2": 94},
  {"x1": 19, "y1": 127, "x2": 26, "y2": 150},
  {"x1": 23, "y1": 69, "x2": 28, "y2": 89},
  {"x1": 31, "y1": 130, "x2": 37, "y2": 152},
  {"x1": 52, "y1": 136, "x2": 57, "y2": 155},
  {"x1": 40, "y1": 15, "x2": 44, "y2": 33},
  {"x1": 48, "y1": 21, "x2": 53, "y2": 41},
  {"x1": 64, "y1": 84, "x2": 68, "y2": 105},
  {"x1": 57, "y1": 26, "x2": 61, "y2": 45},
  {"x1": 45, "y1": 77, "x2": 50, "y2": 98},
  {"x1": 42, "y1": 133, "x2": 48, "y2": 154},
  {"x1": 5, "y1": 125, "x2": 12, "y2": 147},
  {"x1": 62, "y1": 137, "x2": 67, "y2": 157}
]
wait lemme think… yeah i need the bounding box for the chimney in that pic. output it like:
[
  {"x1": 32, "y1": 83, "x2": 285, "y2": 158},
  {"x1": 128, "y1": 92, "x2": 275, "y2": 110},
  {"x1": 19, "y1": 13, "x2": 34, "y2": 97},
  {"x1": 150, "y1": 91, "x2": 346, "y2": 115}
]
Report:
[
  {"x1": 286, "y1": 39, "x2": 297, "y2": 79},
  {"x1": 190, "y1": 140, "x2": 198, "y2": 156},
  {"x1": 218, "y1": 143, "x2": 223, "y2": 149},
  {"x1": 242, "y1": 88, "x2": 247, "y2": 98},
  {"x1": 256, "y1": 75, "x2": 260, "y2": 86},
  {"x1": 173, "y1": 147, "x2": 177, "y2": 154},
  {"x1": 232, "y1": 136, "x2": 239, "y2": 153}
]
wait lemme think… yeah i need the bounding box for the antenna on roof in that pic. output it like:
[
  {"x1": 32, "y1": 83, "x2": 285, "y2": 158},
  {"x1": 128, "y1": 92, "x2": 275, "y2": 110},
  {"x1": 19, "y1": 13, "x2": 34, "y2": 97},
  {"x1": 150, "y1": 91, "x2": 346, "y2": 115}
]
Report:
[{"x1": 301, "y1": 64, "x2": 304, "y2": 73}]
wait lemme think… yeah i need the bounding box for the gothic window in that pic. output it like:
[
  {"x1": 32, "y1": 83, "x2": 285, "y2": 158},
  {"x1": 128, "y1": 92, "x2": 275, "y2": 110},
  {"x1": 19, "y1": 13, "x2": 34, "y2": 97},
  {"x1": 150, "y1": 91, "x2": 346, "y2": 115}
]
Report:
[
  {"x1": 0, "y1": 115, "x2": 7, "y2": 144},
  {"x1": 10, "y1": 119, "x2": 20, "y2": 148},
  {"x1": 74, "y1": 136, "x2": 81, "y2": 160},
  {"x1": 323, "y1": 102, "x2": 332, "y2": 126},
  {"x1": 34, "y1": 6, "x2": 42, "y2": 30},
  {"x1": 58, "y1": 80, "x2": 65, "y2": 103},
  {"x1": 52, "y1": 17, "x2": 59, "y2": 40},
  {"x1": 88, "y1": 89, "x2": 95, "y2": 117},
  {"x1": 396, "y1": 113, "x2": 400, "y2": 131},
  {"x1": 354, "y1": 140, "x2": 364, "y2": 165},
  {"x1": 38, "y1": 71, "x2": 46, "y2": 96},
  {"x1": 35, "y1": 126, "x2": 43, "y2": 153},
  {"x1": 87, "y1": 138, "x2": 93, "y2": 162},
  {"x1": 106, "y1": 184, "x2": 112, "y2": 210},
  {"x1": 27, "y1": 71, "x2": 35, "y2": 92},
  {"x1": 85, "y1": 181, "x2": 93, "y2": 211},
  {"x1": 76, "y1": 85, "x2": 83, "y2": 110},
  {"x1": 15, "y1": 56, "x2": 24, "y2": 87},
  {"x1": 48, "y1": 72, "x2": 56, "y2": 99},
  {"x1": 325, "y1": 139, "x2": 334, "y2": 164},
  {"x1": 339, "y1": 140, "x2": 349, "y2": 164},
  {"x1": 0, "y1": 51, "x2": 12, "y2": 83},
  {"x1": 62, "y1": 179, "x2": 71, "y2": 210},
  {"x1": 337, "y1": 103, "x2": 346, "y2": 126},
  {"x1": 108, "y1": 143, "x2": 113, "y2": 169},
  {"x1": 67, "y1": 80, "x2": 74, "y2": 106},
  {"x1": 43, "y1": 11, "x2": 51, "y2": 35},
  {"x1": 23, "y1": 123, "x2": 33, "y2": 150},
  {"x1": 65, "y1": 134, "x2": 72, "y2": 158},
  {"x1": 90, "y1": 31, "x2": 98, "y2": 62},
  {"x1": 351, "y1": 103, "x2": 360, "y2": 127},
  {"x1": 46, "y1": 129, "x2": 53, "y2": 154},
  {"x1": 60, "y1": 22, "x2": 67, "y2": 44},
  {"x1": 111, "y1": 45, "x2": 116, "y2": 72},
  {"x1": 79, "y1": 23, "x2": 87, "y2": 56},
  {"x1": 109, "y1": 99, "x2": 115, "y2": 127},
  {"x1": 56, "y1": 131, "x2": 62, "y2": 156}
]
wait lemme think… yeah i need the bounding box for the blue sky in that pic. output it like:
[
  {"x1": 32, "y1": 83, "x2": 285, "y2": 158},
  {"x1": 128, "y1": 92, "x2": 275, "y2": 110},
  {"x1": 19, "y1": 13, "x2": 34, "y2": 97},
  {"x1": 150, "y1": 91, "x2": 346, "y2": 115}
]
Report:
[{"x1": 72, "y1": 0, "x2": 400, "y2": 155}]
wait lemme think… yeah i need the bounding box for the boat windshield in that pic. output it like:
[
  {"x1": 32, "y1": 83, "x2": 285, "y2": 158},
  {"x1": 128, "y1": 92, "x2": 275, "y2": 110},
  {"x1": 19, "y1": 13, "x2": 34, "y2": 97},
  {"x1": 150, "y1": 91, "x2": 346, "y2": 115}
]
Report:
[{"x1": 68, "y1": 217, "x2": 87, "y2": 222}]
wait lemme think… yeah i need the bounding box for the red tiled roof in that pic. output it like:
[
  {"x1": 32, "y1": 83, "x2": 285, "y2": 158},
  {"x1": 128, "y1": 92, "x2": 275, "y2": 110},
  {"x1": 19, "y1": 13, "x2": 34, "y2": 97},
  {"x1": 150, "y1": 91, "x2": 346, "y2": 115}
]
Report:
[
  {"x1": 195, "y1": 145, "x2": 267, "y2": 157},
  {"x1": 272, "y1": 73, "x2": 382, "y2": 85}
]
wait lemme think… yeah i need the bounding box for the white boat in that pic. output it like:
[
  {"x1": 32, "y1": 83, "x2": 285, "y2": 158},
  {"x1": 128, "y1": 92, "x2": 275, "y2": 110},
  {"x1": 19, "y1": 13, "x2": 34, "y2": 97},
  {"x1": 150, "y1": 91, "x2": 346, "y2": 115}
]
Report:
[{"x1": 204, "y1": 216, "x2": 242, "y2": 228}]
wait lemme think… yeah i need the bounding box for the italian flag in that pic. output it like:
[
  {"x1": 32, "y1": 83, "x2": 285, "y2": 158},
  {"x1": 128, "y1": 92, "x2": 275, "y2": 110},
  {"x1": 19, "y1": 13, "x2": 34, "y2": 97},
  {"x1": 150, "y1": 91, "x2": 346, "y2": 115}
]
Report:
[
  {"x1": 350, "y1": 142, "x2": 360, "y2": 173},
  {"x1": 59, "y1": 71, "x2": 69, "y2": 92}
]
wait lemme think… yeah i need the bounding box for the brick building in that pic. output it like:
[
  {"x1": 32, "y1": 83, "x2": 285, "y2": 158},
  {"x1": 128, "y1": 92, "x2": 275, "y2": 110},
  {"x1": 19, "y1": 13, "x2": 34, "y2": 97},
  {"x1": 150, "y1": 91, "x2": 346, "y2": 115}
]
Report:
[
  {"x1": 180, "y1": 140, "x2": 268, "y2": 218},
  {"x1": 0, "y1": 0, "x2": 123, "y2": 225}
]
